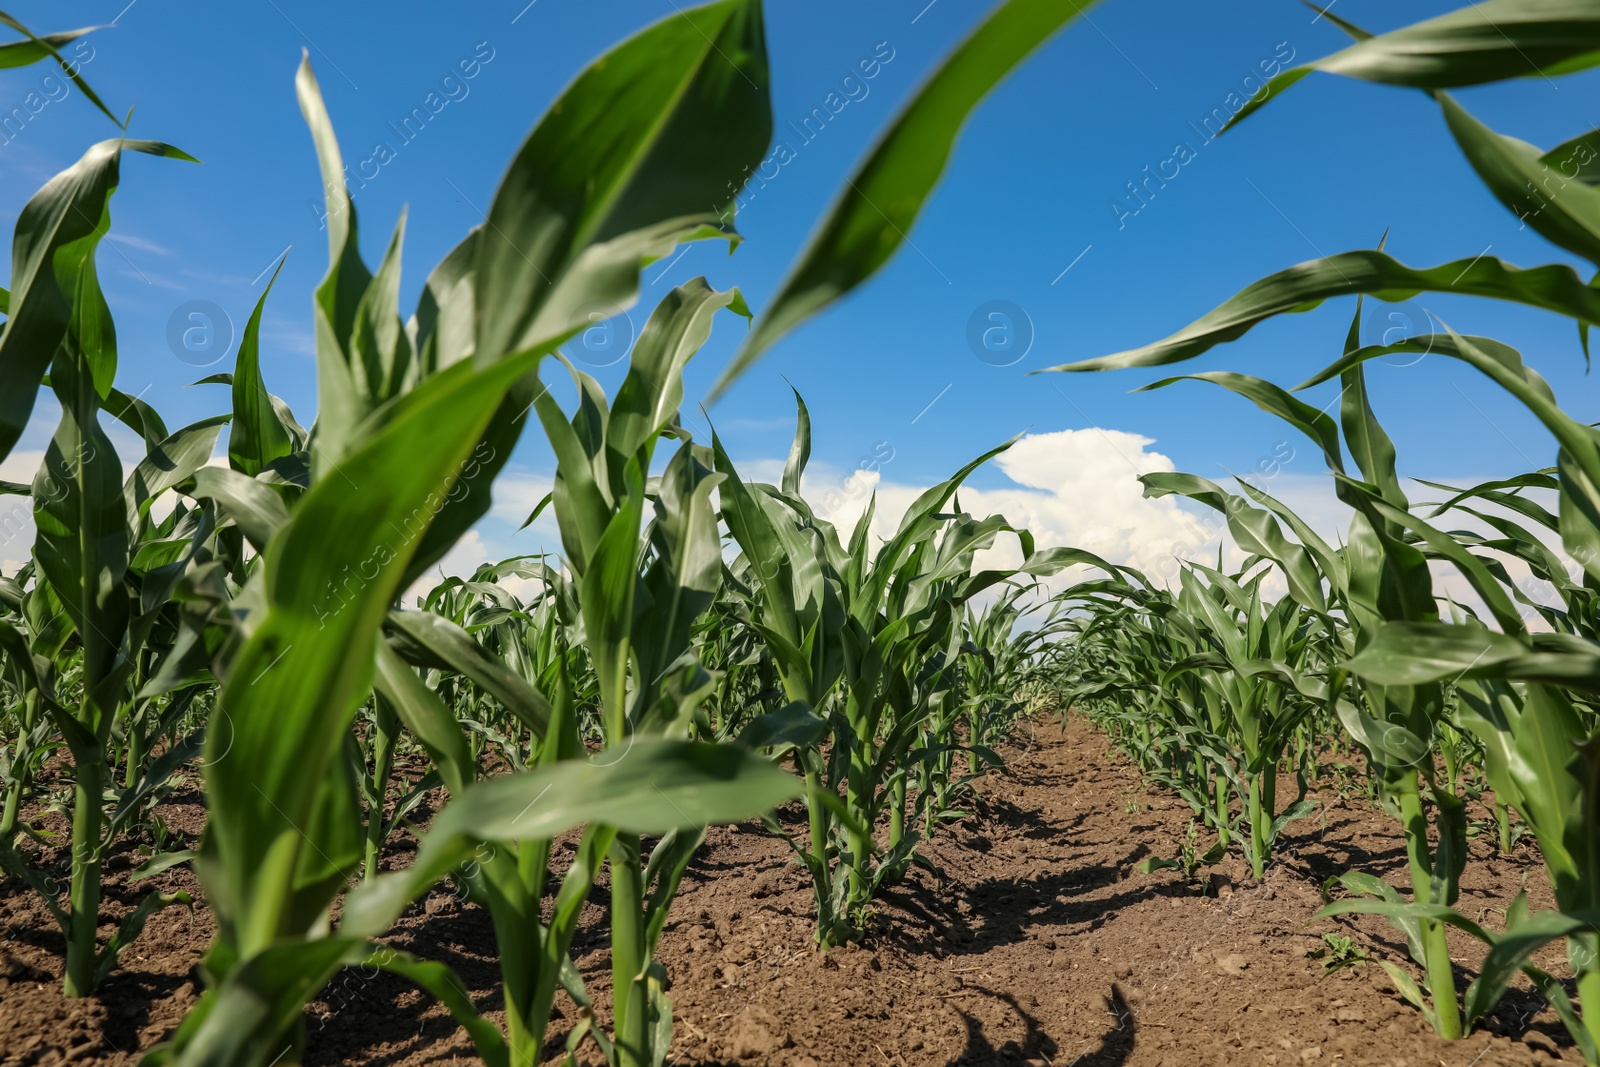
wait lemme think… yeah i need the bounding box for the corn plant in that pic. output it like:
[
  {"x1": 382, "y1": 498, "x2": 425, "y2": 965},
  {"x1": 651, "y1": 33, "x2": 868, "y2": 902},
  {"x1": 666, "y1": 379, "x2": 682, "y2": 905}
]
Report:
[
  {"x1": 692, "y1": 582, "x2": 785, "y2": 743},
  {"x1": 334, "y1": 279, "x2": 790, "y2": 1067},
  {"x1": 485, "y1": 276, "x2": 768, "y2": 1067},
  {"x1": 0, "y1": 11, "x2": 220, "y2": 997},
  {"x1": 1071, "y1": 552, "x2": 1328, "y2": 879},
  {"x1": 154, "y1": 7, "x2": 808, "y2": 1059},
  {"x1": 1047, "y1": 1, "x2": 1600, "y2": 1050},
  {"x1": 716, "y1": 403, "x2": 1082, "y2": 943},
  {"x1": 959, "y1": 588, "x2": 1070, "y2": 765},
  {"x1": 1137, "y1": 818, "x2": 1226, "y2": 887},
  {"x1": 0, "y1": 134, "x2": 247, "y2": 999},
  {"x1": 915, "y1": 585, "x2": 1049, "y2": 828},
  {"x1": 1065, "y1": 571, "x2": 1239, "y2": 842},
  {"x1": 415, "y1": 556, "x2": 595, "y2": 772},
  {"x1": 1294, "y1": 338, "x2": 1596, "y2": 1059},
  {"x1": 1084, "y1": 311, "x2": 1509, "y2": 1036}
]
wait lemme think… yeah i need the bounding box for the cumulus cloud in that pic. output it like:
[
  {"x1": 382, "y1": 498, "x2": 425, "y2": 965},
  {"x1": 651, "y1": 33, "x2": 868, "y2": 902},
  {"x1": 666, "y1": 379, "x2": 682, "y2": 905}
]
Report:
[
  {"x1": 488, "y1": 469, "x2": 554, "y2": 529},
  {"x1": 805, "y1": 427, "x2": 1225, "y2": 589},
  {"x1": 402, "y1": 529, "x2": 494, "y2": 605}
]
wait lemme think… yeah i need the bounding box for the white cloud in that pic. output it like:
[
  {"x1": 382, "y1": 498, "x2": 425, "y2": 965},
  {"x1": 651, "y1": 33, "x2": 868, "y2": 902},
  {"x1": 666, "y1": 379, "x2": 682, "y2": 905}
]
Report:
[
  {"x1": 804, "y1": 427, "x2": 1224, "y2": 590},
  {"x1": 105, "y1": 233, "x2": 174, "y2": 257},
  {"x1": 0, "y1": 449, "x2": 46, "y2": 567},
  {"x1": 263, "y1": 323, "x2": 317, "y2": 358},
  {"x1": 488, "y1": 469, "x2": 553, "y2": 528},
  {"x1": 402, "y1": 529, "x2": 492, "y2": 606}
]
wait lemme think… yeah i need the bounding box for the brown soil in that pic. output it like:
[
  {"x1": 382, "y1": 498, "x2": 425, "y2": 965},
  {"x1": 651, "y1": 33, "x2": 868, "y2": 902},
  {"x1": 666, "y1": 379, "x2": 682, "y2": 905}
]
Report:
[{"x1": 1, "y1": 716, "x2": 1577, "y2": 1066}]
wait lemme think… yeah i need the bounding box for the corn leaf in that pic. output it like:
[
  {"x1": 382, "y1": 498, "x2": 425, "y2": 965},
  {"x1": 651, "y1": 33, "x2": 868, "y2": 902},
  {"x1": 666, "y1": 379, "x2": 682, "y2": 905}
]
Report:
[
  {"x1": 474, "y1": 0, "x2": 770, "y2": 364},
  {"x1": 340, "y1": 740, "x2": 801, "y2": 940},
  {"x1": 712, "y1": 0, "x2": 1103, "y2": 396},
  {"x1": 1441, "y1": 94, "x2": 1600, "y2": 267},
  {"x1": 0, "y1": 14, "x2": 117, "y2": 124},
  {"x1": 1046, "y1": 251, "x2": 1600, "y2": 373},
  {"x1": 0, "y1": 140, "x2": 193, "y2": 464},
  {"x1": 1231, "y1": 0, "x2": 1600, "y2": 129},
  {"x1": 228, "y1": 257, "x2": 296, "y2": 477}
]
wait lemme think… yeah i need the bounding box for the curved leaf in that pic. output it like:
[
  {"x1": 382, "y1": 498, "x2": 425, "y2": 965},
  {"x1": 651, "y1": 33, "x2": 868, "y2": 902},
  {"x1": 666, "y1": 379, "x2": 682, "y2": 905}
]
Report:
[
  {"x1": 1230, "y1": 1, "x2": 1600, "y2": 129},
  {"x1": 711, "y1": 0, "x2": 1103, "y2": 396},
  {"x1": 0, "y1": 139, "x2": 194, "y2": 463},
  {"x1": 229, "y1": 256, "x2": 295, "y2": 477},
  {"x1": 1044, "y1": 252, "x2": 1600, "y2": 374},
  {"x1": 475, "y1": 0, "x2": 771, "y2": 363}
]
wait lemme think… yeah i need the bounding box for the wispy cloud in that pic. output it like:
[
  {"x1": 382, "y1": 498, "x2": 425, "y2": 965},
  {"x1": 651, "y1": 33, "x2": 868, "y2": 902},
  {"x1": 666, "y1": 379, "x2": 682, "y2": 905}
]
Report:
[
  {"x1": 106, "y1": 232, "x2": 175, "y2": 257},
  {"x1": 263, "y1": 324, "x2": 317, "y2": 357}
]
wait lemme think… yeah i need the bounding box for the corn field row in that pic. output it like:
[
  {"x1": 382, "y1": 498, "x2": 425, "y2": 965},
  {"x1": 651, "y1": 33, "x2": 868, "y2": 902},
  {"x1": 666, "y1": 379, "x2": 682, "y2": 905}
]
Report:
[{"x1": 2, "y1": 1, "x2": 1600, "y2": 1065}]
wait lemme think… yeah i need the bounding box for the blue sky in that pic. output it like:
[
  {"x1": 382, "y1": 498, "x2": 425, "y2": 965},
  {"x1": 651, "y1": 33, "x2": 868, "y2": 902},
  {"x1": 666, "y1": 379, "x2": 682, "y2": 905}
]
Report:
[{"x1": 1, "y1": 0, "x2": 1594, "y2": 575}]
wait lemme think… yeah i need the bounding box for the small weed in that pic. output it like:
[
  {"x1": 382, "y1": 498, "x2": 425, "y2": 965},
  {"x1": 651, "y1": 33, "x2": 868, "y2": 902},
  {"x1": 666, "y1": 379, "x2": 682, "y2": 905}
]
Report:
[
  {"x1": 1138, "y1": 819, "x2": 1225, "y2": 889},
  {"x1": 1308, "y1": 932, "x2": 1368, "y2": 975}
]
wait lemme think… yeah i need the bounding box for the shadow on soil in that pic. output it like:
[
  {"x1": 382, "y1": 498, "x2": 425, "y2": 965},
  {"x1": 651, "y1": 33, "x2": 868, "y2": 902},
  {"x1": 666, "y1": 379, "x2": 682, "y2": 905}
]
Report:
[{"x1": 944, "y1": 983, "x2": 1135, "y2": 1066}]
